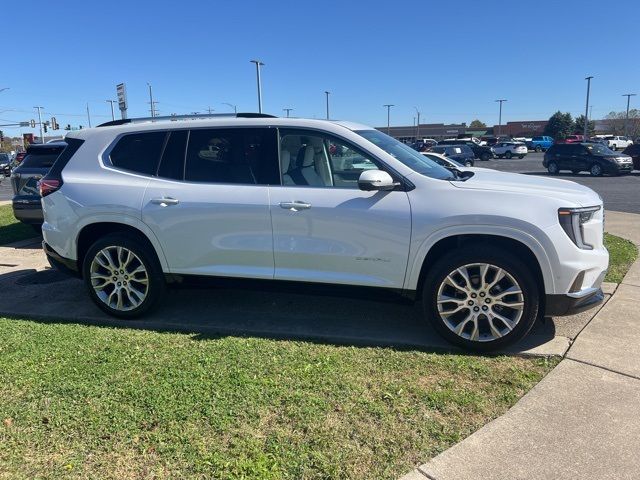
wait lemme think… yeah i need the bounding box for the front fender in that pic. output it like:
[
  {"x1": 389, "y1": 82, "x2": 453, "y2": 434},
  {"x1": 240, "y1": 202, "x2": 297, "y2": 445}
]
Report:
[{"x1": 404, "y1": 223, "x2": 558, "y2": 294}]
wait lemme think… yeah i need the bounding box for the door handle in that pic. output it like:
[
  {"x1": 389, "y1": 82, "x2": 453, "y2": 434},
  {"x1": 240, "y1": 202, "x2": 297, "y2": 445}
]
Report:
[
  {"x1": 151, "y1": 197, "x2": 180, "y2": 206},
  {"x1": 279, "y1": 201, "x2": 311, "y2": 211}
]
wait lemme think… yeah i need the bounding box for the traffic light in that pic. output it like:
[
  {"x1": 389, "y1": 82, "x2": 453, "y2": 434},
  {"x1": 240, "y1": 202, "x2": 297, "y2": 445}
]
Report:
[
  {"x1": 43, "y1": 123, "x2": 48, "y2": 133},
  {"x1": 0, "y1": 130, "x2": 4, "y2": 142},
  {"x1": 51, "y1": 117, "x2": 59, "y2": 130},
  {"x1": 79, "y1": 125, "x2": 83, "y2": 129}
]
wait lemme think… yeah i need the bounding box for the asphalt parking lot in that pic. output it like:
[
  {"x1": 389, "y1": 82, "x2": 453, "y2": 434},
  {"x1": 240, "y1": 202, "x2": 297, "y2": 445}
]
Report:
[{"x1": 1, "y1": 152, "x2": 638, "y2": 212}]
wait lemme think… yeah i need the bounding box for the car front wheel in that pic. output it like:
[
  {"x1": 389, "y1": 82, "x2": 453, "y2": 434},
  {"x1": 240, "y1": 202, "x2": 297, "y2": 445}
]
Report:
[
  {"x1": 82, "y1": 234, "x2": 165, "y2": 318},
  {"x1": 535, "y1": 145, "x2": 542, "y2": 152},
  {"x1": 480, "y1": 152, "x2": 491, "y2": 161},
  {"x1": 505, "y1": 151, "x2": 513, "y2": 159},
  {"x1": 590, "y1": 163, "x2": 603, "y2": 177},
  {"x1": 422, "y1": 245, "x2": 539, "y2": 351}
]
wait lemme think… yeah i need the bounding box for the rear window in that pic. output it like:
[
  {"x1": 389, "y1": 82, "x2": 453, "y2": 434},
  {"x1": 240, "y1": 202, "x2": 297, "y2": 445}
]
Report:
[
  {"x1": 109, "y1": 132, "x2": 167, "y2": 175},
  {"x1": 20, "y1": 147, "x2": 65, "y2": 168}
]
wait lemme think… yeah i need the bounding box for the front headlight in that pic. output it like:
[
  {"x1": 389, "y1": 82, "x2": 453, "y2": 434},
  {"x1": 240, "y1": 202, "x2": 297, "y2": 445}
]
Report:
[{"x1": 558, "y1": 206, "x2": 600, "y2": 250}]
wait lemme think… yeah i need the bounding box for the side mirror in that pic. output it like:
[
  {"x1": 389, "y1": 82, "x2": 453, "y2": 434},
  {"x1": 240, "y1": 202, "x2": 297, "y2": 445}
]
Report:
[{"x1": 358, "y1": 170, "x2": 397, "y2": 191}]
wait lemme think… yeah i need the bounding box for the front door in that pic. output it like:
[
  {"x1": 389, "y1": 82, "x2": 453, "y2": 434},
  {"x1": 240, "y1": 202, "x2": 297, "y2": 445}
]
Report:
[
  {"x1": 270, "y1": 129, "x2": 411, "y2": 288},
  {"x1": 142, "y1": 127, "x2": 280, "y2": 279}
]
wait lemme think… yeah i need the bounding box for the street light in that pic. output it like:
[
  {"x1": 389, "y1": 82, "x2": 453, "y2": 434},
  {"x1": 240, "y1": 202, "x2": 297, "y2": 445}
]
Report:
[
  {"x1": 106, "y1": 100, "x2": 117, "y2": 121},
  {"x1": 414, "y1": 106, "x2": 421, "y2": 141},
  {"x1": 250, "y1": 59, "x2": 265, "y2": 113},
  {"x1": 584, "y1": 76, "x2": 593, "y2": 139},
  {"x1": 383, "y1": 104, "x2": 394, "y2": 135},
  {"x1": 283, "y1": 108, "x2": 293, "y2": 117},
  {"x1": 222, "y1": 102, "x2": 237, "y2": 113},
  {"x1": 147, "y1": 82, "x2": 155, "y2": 117},
  {"x1": 495, "y1": 99, "x2": 507, "y2": 136},
  {"x1": 325, "y1": 91, "x2": 330, "y2": 120},
  {"x1": 623, "y1": 93, "x2": 637, "y2": 137}
]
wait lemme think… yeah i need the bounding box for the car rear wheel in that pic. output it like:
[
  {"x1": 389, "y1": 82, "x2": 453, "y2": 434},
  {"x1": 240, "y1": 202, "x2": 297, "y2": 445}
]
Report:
[
  {"x1": 480, "y1": 152, "x2": 491, "y2": 161},
  {"x1": 422, "y1": 245, "x2": 539, "y2": 351},
  {"x1": 590, "y1": 163, "x2": 603, "y2": 177},
  {"x1": 464, "y1": 161, "x2": 473, "y2": 167},
  {"x1": 535, "y1": 145, "x2": 542, "y2": 152},
  {"x1": 505, "y1": 151, "x2": 513, "y2": 159},
  {"x1": 547, "y1": 161, "x2": 559, "y2": 174},
  {"x1": 610, "y1": 145, "x2": 617, "y2": 151},
  {"x1": 518, "y1": 155, "x2": 525, "y2": 159},
  {"x1": 82, "y1": 234, "x2": 165, "y2": 318}
]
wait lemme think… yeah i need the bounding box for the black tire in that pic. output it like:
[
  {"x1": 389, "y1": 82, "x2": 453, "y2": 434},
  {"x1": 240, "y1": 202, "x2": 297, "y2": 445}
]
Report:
[
  {"x1": 480, "y1": 152, "x2": 491, "y2": 161},
  {"x1": 590, "y1": 163, "x2": 603, "y2": 177},
  {"x1": 547, "y1": 161, "x2": 559, "y2": 174},
  {"x1": 82, "y1": 234, "x2": 165, "y2": 318},
  {"x1": 518, "y1": 155, "x2": 525, "y2": 159},
  {"x1": 422, "y1": 245, "x2": 539, "y2": 351},
  {"x1": 505, "y1": 151, "x2": 513, "y2": 159},
  {"x1": 610, "y1": 145, "x2": 617, "y2": 151},
  {"x1": 465, "y1": 161, "x2": 473, "y2": 167},
  {"x1": 535, "y1": 145, "x2": 542, "y2": 153}
]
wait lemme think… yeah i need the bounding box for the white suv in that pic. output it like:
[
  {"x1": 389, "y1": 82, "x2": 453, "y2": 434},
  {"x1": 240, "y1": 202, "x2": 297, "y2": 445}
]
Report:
[{"x1": 40, "y1": 114, "x2": 608, "y2": 351}]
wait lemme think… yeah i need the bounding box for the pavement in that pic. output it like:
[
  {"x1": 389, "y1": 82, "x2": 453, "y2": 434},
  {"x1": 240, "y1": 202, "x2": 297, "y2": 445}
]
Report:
[{"x1": 402, "y1": 210, "x2": 640, "y2": 480}]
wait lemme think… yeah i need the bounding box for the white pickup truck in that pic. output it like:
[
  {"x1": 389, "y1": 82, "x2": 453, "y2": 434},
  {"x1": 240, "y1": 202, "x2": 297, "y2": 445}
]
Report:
[{"x1": 602, "y1": 135, "x2": 633, "y2": 151}]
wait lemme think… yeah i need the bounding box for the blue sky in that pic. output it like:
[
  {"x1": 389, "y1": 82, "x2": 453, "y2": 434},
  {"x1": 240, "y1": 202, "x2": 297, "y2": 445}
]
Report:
[{"x1": 1, "y1": 0, "x2": 639, "y2": 137}]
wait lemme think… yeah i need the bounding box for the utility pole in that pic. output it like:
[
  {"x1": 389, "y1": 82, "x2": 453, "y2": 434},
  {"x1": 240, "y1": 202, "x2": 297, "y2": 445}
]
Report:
[
  {"x1": 34, "y1": 106, "x2": 44, "y2": 143},
  {"x1": 283, "y1": 108, "x2": 293, "y2": 117},
  {"x1": 623, "y1": 93, "x2": 637, "y2": 137},
  {"x1": 383, "y1": 104, "x2": 394, "y2": 134},
  {"x1": 325, "y1": 91, "x2": 330, "y2": 120},
  {"x1": 86, "y1": 103, "x2": 92, "y2": 127},
  {"x1": 206, "y1": 106, "x2": 214, "y2": 114},
  {"x1": 106, "y1": 100, "x2": 117, "y2": 121},
  {"x1": 584, "y1": 76, "x2": 593, "y2": 139},
  {"x1": 495, "y1": 99, "x2": 507, "y2": 136},
  {"x1": 223, "y1": 102, "x2": 237, "y2": 113},
  {"x1": 250, "y1": 59, "x2": 265, "y2": 113},
  {"x1": 414, "y1": 107, "x2": 421, "y2": 141},
  {"x1": 147, "y1": 82, "x2": 156, "y2": 117}
]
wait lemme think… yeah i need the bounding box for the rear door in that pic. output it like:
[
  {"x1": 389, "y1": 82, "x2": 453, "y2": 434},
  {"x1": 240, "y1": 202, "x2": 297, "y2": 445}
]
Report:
[{"x1": 142, "y1": 127, "x2": 279, "y2": 279}]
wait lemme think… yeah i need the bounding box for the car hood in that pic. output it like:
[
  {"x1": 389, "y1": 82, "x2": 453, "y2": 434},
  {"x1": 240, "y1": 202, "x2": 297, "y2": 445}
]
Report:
[{"x1": 450, "y1": 169, "x2": 600, "y2": 206}]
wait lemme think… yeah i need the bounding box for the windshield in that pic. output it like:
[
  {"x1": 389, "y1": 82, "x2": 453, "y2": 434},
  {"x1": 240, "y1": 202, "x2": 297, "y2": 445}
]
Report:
[
  {"x1": 585, "y1": 144, "x2": 615, "y2": 155},
  {"x1": 355, "y1": 130, "x2": 454, "y2": 180}
]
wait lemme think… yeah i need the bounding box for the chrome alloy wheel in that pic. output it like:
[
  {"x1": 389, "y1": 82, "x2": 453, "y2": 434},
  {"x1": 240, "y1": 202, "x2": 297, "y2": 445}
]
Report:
[
  {"x1": 89, "y1": 246, "x2": 149, "y2": 311},
  {"x1": 436, "y1": 263, "x2": 525, "y2": 342}
]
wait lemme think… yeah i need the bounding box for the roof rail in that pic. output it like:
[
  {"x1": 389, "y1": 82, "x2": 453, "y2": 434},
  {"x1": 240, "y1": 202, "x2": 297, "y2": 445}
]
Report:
[{"x1": 97, "y1": 112, "x2": 277, "y2": 128}]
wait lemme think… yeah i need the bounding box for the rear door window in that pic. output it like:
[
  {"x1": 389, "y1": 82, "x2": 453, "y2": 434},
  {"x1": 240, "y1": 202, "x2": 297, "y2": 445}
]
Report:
[
  {"x1": 20, "y1": 150, "x2": 64, "y2": 168},
  {"x1": 109, "y1": 132, "x2": 167, "y2": 175}
]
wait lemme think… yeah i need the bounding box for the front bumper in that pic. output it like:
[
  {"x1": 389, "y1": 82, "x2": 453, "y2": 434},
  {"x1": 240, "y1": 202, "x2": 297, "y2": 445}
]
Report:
[{"x1": 545, "y1": 287, "x2": 604, "y2": 316}]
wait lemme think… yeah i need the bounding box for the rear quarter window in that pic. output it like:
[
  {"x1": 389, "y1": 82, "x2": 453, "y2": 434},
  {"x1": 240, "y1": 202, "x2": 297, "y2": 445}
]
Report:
[
  {"x1": 109, "y1": 132, "x2": 167, "y2": 175},
  {"x1": 20, "y1": 150, "x2": 64, "y2": 168}
]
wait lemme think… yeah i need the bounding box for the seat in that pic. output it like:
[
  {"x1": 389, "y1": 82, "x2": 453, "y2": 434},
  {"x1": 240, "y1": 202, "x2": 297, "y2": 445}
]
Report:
[
  {"x1": 281, "y1": 150, "x2": 295, "y2": 185},
  {"x1": 294, "y1": 145, "x2": 324, "y2": 186}
]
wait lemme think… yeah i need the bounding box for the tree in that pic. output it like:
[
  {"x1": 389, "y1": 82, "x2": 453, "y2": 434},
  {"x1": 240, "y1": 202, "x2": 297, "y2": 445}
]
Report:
[
  {"x1": 573, "y1": 115, "x2": 595, "y2": 137},
  {"x1": 544, "y1": 111, "x2": 574, "y2": 140},
  {"x1": 469, "y1": 119, "x2": 487, "y2": 129},
  {"x1": 604, "y1": 109, "x2": 640, "y2": 137}
]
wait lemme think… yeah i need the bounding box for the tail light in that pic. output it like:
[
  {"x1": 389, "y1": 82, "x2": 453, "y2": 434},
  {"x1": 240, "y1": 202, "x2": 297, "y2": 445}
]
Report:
[{"x1": 39, "y1": 178, "x2": 61, "y2": 197}]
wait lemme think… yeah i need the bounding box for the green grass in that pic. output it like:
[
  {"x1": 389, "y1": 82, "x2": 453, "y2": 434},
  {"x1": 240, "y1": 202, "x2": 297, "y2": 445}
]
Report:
[
  {"x1": 604, "y1": 233, "x2": 638, "y2": 283},
  {"x1": 0, "y1": 204, "x2": 37, "y2": 245},
  {"x1": 0, "y1": 319, "x2": 557, "y2": 480}
]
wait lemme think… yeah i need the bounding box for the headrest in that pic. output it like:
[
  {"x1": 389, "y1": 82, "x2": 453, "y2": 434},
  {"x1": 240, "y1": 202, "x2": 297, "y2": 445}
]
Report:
[
  {"x1": 302, "y1": 145, "x2": 315, "y2": 167},
  {"x1": 281, "y1": 150, "x2": 290, "y2": 172}
]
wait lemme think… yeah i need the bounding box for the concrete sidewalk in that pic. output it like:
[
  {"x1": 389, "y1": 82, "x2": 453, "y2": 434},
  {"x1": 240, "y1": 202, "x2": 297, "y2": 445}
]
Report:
[{"x1": 403, "y1": 210, "x2": 640, "y2": 480}]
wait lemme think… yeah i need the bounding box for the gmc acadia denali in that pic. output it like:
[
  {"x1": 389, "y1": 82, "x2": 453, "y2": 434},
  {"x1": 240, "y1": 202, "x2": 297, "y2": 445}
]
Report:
[{"x1": 40, "y1": 114, "x2": 609, "y2": 351}]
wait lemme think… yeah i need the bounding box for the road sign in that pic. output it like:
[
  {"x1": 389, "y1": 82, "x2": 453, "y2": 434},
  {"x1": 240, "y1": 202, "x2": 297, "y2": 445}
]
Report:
[
  {"x1": 116, "y1": 83, "x2": 128, "y2": 119},
  {"x1": 29, "y1": 119, "x2": 36, "y2": 128},
  {"x1": 19, "y1": 122, "x2": 29, "y2": 127}
]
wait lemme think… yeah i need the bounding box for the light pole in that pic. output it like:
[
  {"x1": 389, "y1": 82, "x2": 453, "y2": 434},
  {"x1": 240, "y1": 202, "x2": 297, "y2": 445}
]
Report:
[
  {"x1": 283, "y1": 108, "x2": 293, "y2": 117},
  {"x1": 325, "y1": 91, "x2": 330, "y2": 120},
  {"x1": 383, "y1": 104, "x2": 394, "y2": 135},
  {"x1": 414, "y1": 107, "x2": 421, "y2": 141},
  {"x1": 250, "y1": 59, "x2": 265, "y2": 113},
  {"x1": 86, "y1": 103, "x2": 92, "y2": 127},
  {"x1": 222, "y1": 102, "x2": 237, "y2": 113},
  {"x1": 495, "y1": 99, "x2": 507, "y2": 136},
  {"x1": 584, "y1": 76, "x2": 593, "y2": 139},
  {"x1": 106, "y1": 100, "x2": 117, "y2": 121},
  {"x1": 147, "y1": 82, "x2": 155, "y2": 117},
  {"x1": 206, "y1": 106, "x2": 214, "y2": 114},
  {"x1": 34, "y1": 106, "x2": 44, "y2": 143},
  {"x1": 623, "y1": 93, "x2": 636, "y2": 137}
]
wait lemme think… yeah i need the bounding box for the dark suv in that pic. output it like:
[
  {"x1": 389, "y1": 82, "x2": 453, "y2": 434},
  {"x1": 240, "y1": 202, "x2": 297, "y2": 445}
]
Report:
[
  {"x1": 11, "y1": 142, "x2": 66, "y2": 227},
  {"x1": 621, "y1": 143, "x2": 640, "y2": 170},
  {"x1": 437, "y1": 139, "x2": 494, "y2": 161},
  {"x1": 543, "y1": 143, "x2": 634, "y2": 176},
  {"x1": 429, "y1": 145, "x2": 475, "y2": 166}
]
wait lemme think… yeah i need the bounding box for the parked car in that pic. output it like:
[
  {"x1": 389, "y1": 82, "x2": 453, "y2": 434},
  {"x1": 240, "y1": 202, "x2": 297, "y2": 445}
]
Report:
[
  {"x1": 0, "y1": 153, "x2": 11, "y2": 176},
  {"x1": 438, "y1": 139, "x2": 494, "y2": 161},
  {"x1": 429, "y1": 144, "x2": 476, "y2": 166},
  {"x1": 561, "y1": 135, "x2": 585, "y2": 144},
  {"x1": 41, "y1": 114, "x2": 607, "y2": 351},
  {"x1": 621, "y1": 143, "x2": 640, "y2": 170},
  {"x1": 14, "y1": 151, "x2": 26, "y2": 165},
  {"x1": 602, "y1": 135, "x2": 633, "y2": 151},
  {"x1": 420, "y1": 151, "x2": 468, "y2": 168},
  {"x1": 526, "y1": 136, "x2": 554, "y2": 152},
  {"x1": 492, "y1": 142, "x2": 528, "y2": 159},
  {"x1": 11, "y1": 142, "x2": 66, "y2": 228},
  {"x1": 543, "y1": 143, "x2": 633, "y2": 176}
]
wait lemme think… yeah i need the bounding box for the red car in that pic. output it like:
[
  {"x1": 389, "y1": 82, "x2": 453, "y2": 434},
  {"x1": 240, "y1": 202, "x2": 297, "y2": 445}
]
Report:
[
  {"x1": 14, "y1": 151, "x2": 26, "y2": 164},
  {"x1": 621, "y1": 143, "x2": 640, "y2": 170},
  {"x1": 560, "y1": 135, "x2": 585, "y2": 144}
]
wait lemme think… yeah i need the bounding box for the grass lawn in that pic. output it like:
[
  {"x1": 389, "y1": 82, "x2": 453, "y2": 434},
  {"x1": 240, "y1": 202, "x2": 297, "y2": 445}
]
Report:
[
  {"x1": 604, "y1": 233, "x2": 638, "y2": 283},
  {"x1": 0, "y1": 318, "x2": 557, "y2": 479},
  {"x1": 0, "y1": 204, "x2": 38, "y2": 246}
]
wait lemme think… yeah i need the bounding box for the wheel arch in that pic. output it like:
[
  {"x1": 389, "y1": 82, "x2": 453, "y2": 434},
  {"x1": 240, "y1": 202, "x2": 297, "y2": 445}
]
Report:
[{"x1": 408, "y1": 227, "x2": 555, "y2": 299}]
